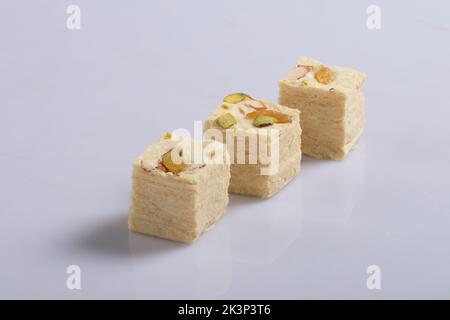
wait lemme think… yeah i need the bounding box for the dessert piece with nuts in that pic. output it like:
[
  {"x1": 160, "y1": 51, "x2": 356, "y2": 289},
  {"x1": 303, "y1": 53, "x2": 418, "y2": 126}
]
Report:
[
  {"x1": 279, "y1": 56, "x2": 367, "y2": 160},
  {"x1": 129, "y1": 133, "x2": 230, "y2": 243},
  {"x1": 204, "y1": 93, "x2": 301, "y2": 198}
]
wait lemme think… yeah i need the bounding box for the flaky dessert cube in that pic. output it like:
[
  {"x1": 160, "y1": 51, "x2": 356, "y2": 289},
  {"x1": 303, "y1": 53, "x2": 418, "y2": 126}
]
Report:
[
  {"x1": 204, "y1": 93, "x2": 301, "y2": 198},
  {"x1": 279, "y1": 56, "x2": 367, "y2": 160},
  {"x1": 128, "y1": 133, "x2": 230, "y2": 243}
]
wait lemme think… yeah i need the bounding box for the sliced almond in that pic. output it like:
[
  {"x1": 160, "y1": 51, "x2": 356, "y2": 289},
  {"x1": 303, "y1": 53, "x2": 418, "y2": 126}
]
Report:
[
  {"x1": 296, "y1": 64, "x2": 314, "y2": 72},
  {"x1": 284, "y1": 65, "x2": 313, "y2": 80},
  {"x1": 245, "y1": 99, "x2": 266, "y2": 110},
  {"x1": 140, "y1": 159, "x2": 159, "y2": 172},
  {"x1": 156, "y1": 162, "x2": 168, "y2": 172}
]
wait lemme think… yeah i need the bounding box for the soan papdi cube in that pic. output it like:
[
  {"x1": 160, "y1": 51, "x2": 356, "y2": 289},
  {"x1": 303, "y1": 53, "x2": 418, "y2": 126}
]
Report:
[
  {"x1": 204, "y1": 93, "x2": 301, "y2": 198},
  {"x1": 128, "y1": 133, "x2": 230, "y2": 243},
  {"x1": 279, "y1": 57, "x2": 367, "y2": 160}
]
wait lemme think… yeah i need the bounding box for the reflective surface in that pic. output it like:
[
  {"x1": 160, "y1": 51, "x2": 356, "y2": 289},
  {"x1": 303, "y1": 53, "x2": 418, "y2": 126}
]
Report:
[{"x1": 1, "y1": 0, "x2": 449, "y2": 299}]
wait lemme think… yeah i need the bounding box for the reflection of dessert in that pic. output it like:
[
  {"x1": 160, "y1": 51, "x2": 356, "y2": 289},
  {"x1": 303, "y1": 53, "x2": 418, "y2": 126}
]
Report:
[
  {"x1": 204, "y1": 93, "x2": 302, "y2": 198},
  {"x1": 128, "y1": 133, "x2": 230, "y2": 243},
  {"x1": 279, "y1": 57, "x2": 367, "y2": 160}
]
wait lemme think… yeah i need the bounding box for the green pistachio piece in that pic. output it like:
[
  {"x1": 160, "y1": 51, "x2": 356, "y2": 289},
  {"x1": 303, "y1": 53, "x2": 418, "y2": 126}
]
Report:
[
  {"x1": 253, "y1": 115, "x2": 276, "y2": 127},
  {"x1": 216, "y1": 112, "x2": 237, "y2": 129},
  {"x1": 223, "y1": 93, "x2": 249, "y2": 104}
]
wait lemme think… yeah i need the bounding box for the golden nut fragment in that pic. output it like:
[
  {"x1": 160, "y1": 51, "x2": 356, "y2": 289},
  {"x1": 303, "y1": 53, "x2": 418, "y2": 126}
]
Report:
[
  {"x1": 246, "y1": 109, "x2": 291, "y2": 124},
  {"x1": 161, "y1": 150, "x2": 187, "y2": 174},
  {"x1": 314, "y1": 66, "x2": 335, "y2": 85},
  {"x1": 216, "y1": 112, "x2": 237, "y2": 129},
  {"x1": 221, "y1": 104, "x2": 230, "y2": 110},
  {"x1": 223, "y1": 93, "x2": 250, "y2": 104},
  {"x1": 163, "y1": 131, "x2": 172, "y2": 140},
  {"x1": 253, "y1": 115, "x2": 276, "y2": 127}
]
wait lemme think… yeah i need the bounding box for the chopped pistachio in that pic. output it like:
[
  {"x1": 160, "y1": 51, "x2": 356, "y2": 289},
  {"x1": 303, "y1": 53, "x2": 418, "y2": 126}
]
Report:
[
  {"x1": 314, "y1": 66, "x2": 335, "y2": 84},
  {"x1": 221, "y1": 104, "x2": 230, "y2": 110},
  {"x1": 161, "y1": 150, "x2": 187, "y2": 174},
  {"x1": 246, "y1": 109, "x2": 291, "y2": 123},
  {"x1": 223, "y1": 93, "x2": 249, "y2": 104},
  {"x1": 302, "y1": 80, "x2": 308, "y2": 86},
  {"x1": 216, "y1": 112, "x2": 237, "y2": 129},
  {"x1": 253, "y1": 115, "x2": 276, "y2": 127}
]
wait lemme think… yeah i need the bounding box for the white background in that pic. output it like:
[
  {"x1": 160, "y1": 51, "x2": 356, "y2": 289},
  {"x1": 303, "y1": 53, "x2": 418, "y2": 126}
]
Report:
[{"x1": 1, "y1": 0, "x2": 449, "y2": 299}]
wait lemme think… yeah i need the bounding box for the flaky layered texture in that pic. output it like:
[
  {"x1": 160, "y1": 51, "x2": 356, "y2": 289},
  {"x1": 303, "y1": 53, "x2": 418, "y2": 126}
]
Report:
[
  {"x1": 128, "y1": 135, "x2": 230, "y2": 243},
  {"x1": 279, "y1": 56, "x2": 366, "y2": 160},
  {"x1": 229, "y1": 152, "x2": 301, "y2": 198},
  {"x1": 204, "y1": 98, "x2": 301, "y2": 198}
]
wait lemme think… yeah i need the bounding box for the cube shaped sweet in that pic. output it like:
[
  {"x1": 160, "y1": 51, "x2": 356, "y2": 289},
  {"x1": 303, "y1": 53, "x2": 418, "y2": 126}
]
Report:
[
  {"x1": 128, "y1": 133, "x2": 230, "y2": 243},
  {"x1": 279, "y1": 56, "x2": 367, "y2": 160},
  {"x1": 204, "y1": 93, "x2": 301, "y2": 198}
]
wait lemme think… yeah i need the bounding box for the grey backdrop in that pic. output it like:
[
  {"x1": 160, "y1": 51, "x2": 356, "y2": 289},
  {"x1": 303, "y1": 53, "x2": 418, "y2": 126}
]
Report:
[{"x1": 1, "y1": 0, "x2": 450, "y2": 299}]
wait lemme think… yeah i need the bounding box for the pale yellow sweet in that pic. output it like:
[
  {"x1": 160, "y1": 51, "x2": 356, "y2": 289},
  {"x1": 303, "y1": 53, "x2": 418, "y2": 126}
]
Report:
[
  {"x1": 229, "y1": 153, "x2": 301, "y2": 198},
  {"x1": 128, "y1": 134, "x2": 230, "y2": 243},
  {"x1": 279, "y1": 57, "x2": 367, "y2": 160},
  {"x1": 204, "y1": 98, "x2": 301, "y2": 198}
]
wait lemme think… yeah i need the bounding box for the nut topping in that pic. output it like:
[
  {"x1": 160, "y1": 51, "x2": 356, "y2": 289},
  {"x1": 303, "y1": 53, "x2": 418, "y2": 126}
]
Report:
[
  {"x1": 285, "y1": 65, "x2": 313, "y2": 80},
  {"x1": 253, "y1": 115, "x2": 276, "y2": 127},
  {"x1": 223, "y1": 93, "x2": 250, "y2": 104},
  {"x1": 161, "y1": 149, "x2": 187, "y2": 174},
  {"x1": 216, "y1": 112, "x2": 237, "y2": 129},
  {"x1": 314, "y1": 66, "x2": 335, "y2": 84}
]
